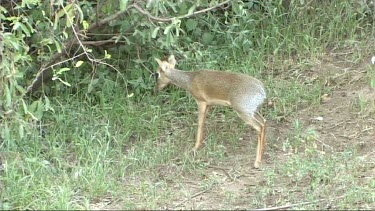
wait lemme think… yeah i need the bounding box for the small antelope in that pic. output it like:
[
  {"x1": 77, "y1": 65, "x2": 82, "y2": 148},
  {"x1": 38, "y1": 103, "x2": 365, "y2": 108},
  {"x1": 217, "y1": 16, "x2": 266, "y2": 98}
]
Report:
[{"x1": 155, "y1": 55, "x2": 267, "y2": 168}]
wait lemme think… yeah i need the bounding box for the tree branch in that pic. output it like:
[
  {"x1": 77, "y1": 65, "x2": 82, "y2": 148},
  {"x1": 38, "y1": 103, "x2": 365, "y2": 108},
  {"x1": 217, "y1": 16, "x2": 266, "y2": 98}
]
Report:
[
  {"x1": 25, "y1": 0, "x2": 233, "y2": 95},
  {"x1": 254, "y1": 195, "x2": 346, "y2": 211},
  {"x1": 81, "y1": 39, "x2": 127, "y2": 46},
  {"x1": 129, "y1": 0, "x2": 232, "y2": 22}
]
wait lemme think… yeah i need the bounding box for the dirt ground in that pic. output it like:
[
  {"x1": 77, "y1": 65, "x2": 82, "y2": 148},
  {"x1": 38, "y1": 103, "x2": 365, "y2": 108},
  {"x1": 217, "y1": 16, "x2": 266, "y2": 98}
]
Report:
[
  {"x1": 91, "y1": 53, "x2": 375, "y2": 210},
  {"x1": 165, "y1": 54, "x2": 375, "y2": 210}
]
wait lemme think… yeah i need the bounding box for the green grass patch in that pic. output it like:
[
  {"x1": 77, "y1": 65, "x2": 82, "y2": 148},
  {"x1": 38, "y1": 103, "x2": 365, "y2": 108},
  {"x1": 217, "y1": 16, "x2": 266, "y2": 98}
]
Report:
[{"x1": 2, "y1": 0, "x2": 375, "y2": 209}]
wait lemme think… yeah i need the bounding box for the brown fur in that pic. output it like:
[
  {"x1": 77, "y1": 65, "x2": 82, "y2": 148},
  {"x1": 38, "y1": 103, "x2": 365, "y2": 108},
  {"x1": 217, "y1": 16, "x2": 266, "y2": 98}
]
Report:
[{"x1": 155, "y1": 55, "x2": 267, "y2": 168}]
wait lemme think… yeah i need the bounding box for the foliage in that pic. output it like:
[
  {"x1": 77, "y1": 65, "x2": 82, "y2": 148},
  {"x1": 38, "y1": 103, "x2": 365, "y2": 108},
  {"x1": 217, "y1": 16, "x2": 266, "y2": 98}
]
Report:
[
  {"x1": 0, "y1": 15, "x2": 38, "y2": 149},
  {"x1": 1, "y1": 0, "x2": 373, "y2": 97},
  {"x1": 1, "y1": 0, "x2": 375, "y2": 209}
]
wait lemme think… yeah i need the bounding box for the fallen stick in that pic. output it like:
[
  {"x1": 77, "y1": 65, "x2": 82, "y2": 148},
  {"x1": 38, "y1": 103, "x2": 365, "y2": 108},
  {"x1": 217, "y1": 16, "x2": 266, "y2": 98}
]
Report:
[
  {"x1": 173, "y1": 189, "x2": 210, "y2": 209},
  {"x1": 254, "y1": 195, "x2": 346, "y2": 211},
  {"x1": 254, "y1": 200, "x2": 321, "y2": 211}
]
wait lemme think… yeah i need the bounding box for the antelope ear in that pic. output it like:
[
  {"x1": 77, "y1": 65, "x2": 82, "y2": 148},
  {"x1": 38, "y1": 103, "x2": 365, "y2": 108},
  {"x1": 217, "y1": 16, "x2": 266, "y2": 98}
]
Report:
[
  {"x1": 168, "y1": 55, "x2": 176, "y2": 67},
  {"x1": 155, "y1": 58, "x2": 167, "y2": 72}
]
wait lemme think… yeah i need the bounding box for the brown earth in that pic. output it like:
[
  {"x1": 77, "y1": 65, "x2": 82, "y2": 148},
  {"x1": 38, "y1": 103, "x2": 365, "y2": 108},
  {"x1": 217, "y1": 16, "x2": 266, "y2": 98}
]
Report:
[
  {"x1": 92, "y1": 52, "x2": 375, "y2": 210},
  {"x1": 166, "y1": 54, "x2": 374, "y2": 209}
]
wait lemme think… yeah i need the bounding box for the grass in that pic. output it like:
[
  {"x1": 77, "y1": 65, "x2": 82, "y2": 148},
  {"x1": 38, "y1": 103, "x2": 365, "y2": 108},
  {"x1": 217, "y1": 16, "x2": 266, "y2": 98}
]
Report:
[
  {"x1": 1, "y1": 0, "x2": 375, "y2": 209},
  {"x1": 2, "y1": 87, "x2": 244, "y2": 209},
  {"x1": 261, "y1": 150, "x2": 374, "y2": 209},
  {"x1": 3, "y1": 53, "x2": 374, "y2": 209}
]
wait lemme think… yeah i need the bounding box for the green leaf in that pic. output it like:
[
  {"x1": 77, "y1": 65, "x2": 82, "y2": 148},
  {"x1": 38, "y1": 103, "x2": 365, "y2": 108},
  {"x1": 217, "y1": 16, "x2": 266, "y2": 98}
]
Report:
[
  {"x1": 56, "y1": 67, "x2": 70, "y2": 75},
  {"x1": 3, "y1": 124, "x2": 10, "y2": 141},
  {"x1": 185, "y1": 19, "x2": 197, "y2": 32},
  {"x1": 178, "y1": 1, "x2": 188, "y2": 12},
  {"x1": 121, "y1": 20, "x2": 131, "y2": 32},
  {"x1": 166, "y1": 1, "x2": 178, "y2": 13},
  {"x1": 165, "y1": 32, "x2": 174, "y2": 46},
  {"x1": 82, "y1": 20, "x2": 89, "y2": 30},
  {"x1": 13, "y1": 22, "x2": 31, "y2": 37},
  {"x1": 44, "y1": 96, "x2": 55, "y2": 113},
  {"x1": 232, "y1": 0, "x2": 239, "y2": 14},
  {"x1": 371, "y1": 79, "x2": 375, "y2": 88},
  {"x1": 54, "y1": 5, "x2": 69, "y2": 30},
  {"x1": 5, "y1": 85, "x2": 11, "y2": 108},
  {"x1": 74, "y1": 3, "x2": 84, "y2": 23},
  {"x1": 193, "y1": 28, "x2": 202, "y2": 36},
  {"x1": 21, "y1": 0, "x2": 40, "y2": 7},
  {"x1": 22, "y1": 17, "x2": 34, "y2": 34},
  {"x1": 21, "y1": 99, "x2": 28, "y2": 114},
  {"x1": 15, "y1": 85, "x2": 26, "y2": 95},
  {"x1": 36, "y1": 99, "x2": 43, "y2": 120},
  {"x1": 65, "y1": 8, "x2": 75, "y2": 28},
  {"x1": 0, "y1": 6, "x2": 8, "y2": 14},
  {"x1": 34, "y1": 102, "x2": 42, "y2": 119},
  {"x1": 152, "y1": 27, "x2": 160, "y2": 38},
  {"x1": 120, "y1": 0, "x2": 129, "y2": 11},
  {"x1": 164, "y1": 25, "x2": 173, "y2": 35},
  {"x1": 55, "y1": 40, "x2": 62, "y2": 53},
  {"x1": 19, "y1": 22, "x2": 31, "y2": 36},
  {"x1": 27, "y1": 111, "x2": 39, "y2": 121},
  {"x1": 54, "y1": 3, "x2": 73, "y2": 30},
  {"x1": 19, "y1": 124, "x2": 24, "y2": 139},
  {"x1": 63, "y1": 31, "x2": 68, "y2": 39},
  {"x1": 75, "y1": 60, "x2": 84, "y2": 67},
  {"x1": 202, "y1": 32, "x2": 214, "y2": 45},
  {"x1": 104, "y1": 50, "x2": 111, "y2": 59},
  {"x1": 57, "y1": 77, "x2": 71, "y2": 87},
  {"x1": 175, "y1": 24, "x2": 180, "y2": 37},
  {"x1": 187, "y1": 5, "x2": 196, "y2": 15},
  {"x1": 28, "y1": 100, "x2": 38, "y2": 114}
]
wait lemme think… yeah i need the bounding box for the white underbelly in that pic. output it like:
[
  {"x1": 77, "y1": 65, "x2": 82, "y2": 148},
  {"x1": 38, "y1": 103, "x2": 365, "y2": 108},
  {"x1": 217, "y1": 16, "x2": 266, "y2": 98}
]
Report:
[{"x1": 206, "y1": 98, "x2": 231, "y2": 106}]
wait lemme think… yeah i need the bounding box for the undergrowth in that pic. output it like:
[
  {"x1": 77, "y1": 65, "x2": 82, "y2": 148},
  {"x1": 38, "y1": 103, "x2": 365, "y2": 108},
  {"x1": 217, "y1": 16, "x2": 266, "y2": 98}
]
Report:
[{"x1": 1, "y1": 0, "x2": 375, "y2": 209}]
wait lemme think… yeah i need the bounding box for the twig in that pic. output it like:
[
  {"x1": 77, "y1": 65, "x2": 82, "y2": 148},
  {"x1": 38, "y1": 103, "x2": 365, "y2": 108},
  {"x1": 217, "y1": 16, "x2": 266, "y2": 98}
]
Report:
[
  {"x1": 362, "y1": 150, "x2": 375, "y2": 158},
  {"x1": 326, "y1": 120, "x2": 346, "y2": 130},
  {"x1": 178, "y1": 0, "x2": 231, "y2": 18},
  {"x1": 254, "y1": 200, "x2": 320, "y2": 211},
  {"x1": 174, "y1": 189, "x2": 210, "y2": 209},
  {"x1": 25, "y1": 0, "x2": 233, "y2": 94},
  {"x1": 208, "y1": 165, "x2": 230, "y2": 171},
  {"x1": 128, "y1": 4, "x2": 172, "y2": 22},
  {"x1": 25, "y1": 38, "x2": 78, "y2": 94},
  {"x1": 254, "y1": 195, "x2": 346, "y2": 210},
  {"x1": 81, "y1": 39, "x2": 128, "y2": 46},
  {"x1": 311, "y1": 136, "x2": 334, "y2": 151},
  {"x1": 135, "y1": 46, "x2": 152, "y2": 75},
  {"x1": 61, "y1": 0, "x2": 127, "y2": 89},
  {"x1": 129, "y1": 1, "x2": 232, "y2": 23},
  {"x1": 42, "y1": 52, "x2": 86, "y2": 71},
  {"x1": 208, "y1": 165, "x2": 235, "y2": 180},
  {"x1": 349, "y1": 126, "x2": 373, "y2": 139}
]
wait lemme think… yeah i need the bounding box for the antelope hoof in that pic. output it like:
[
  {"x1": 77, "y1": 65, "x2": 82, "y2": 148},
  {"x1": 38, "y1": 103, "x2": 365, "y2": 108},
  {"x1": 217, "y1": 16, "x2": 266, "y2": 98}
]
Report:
[
  {"x1": 254, "y1": 160, "x2": 261, "y2": 169},
  {"x1": 191, "y1": 147, "x2": 198, "y2": 157},
  {"x1": 193, "y1": 143, "x2": 202, "y2": 151}
]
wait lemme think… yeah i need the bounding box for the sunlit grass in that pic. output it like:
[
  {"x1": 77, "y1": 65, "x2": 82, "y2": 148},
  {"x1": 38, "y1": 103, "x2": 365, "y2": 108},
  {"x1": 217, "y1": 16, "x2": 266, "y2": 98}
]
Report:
[{"x1": 2, "y1": 0, "x2": 375, "y2": 209}]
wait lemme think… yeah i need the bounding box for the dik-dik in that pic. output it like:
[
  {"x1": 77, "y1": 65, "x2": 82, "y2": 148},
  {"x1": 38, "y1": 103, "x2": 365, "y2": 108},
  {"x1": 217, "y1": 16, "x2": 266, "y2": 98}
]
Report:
[{"x1": 155, "y1": 55, "x2": 266, "y2": 168}]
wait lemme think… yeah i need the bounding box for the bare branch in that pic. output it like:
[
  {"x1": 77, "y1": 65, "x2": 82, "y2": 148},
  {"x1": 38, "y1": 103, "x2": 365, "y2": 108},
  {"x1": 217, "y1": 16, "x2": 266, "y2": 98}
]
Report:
[
  {"x1": 25, "y1": 0, "x2": 233, "y2": 95},
  {"x1": 179, "y1": 0, "x2": 232, "y2": 19},
  {"x1": 44, "y1": 52, "x2": 86, "y2": 71},
  {"x1": 25, "y1": 38, "x2": 78, "y2": 95},
  {"x1": 129, "y1": 0, "x2": 232, "y2": 22},
  {"x1": 81, "y1": 39, "x2": 127, "y2": 46},
  {"x1": 127, "y1": 4, "x2": 172, "y2": 22},
  {"x1": 174, "y1": 189, "x2": 211, "y2": 209},
  {"x1": 254, "y1": 195, "x2": 346, "y2": 211}
]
